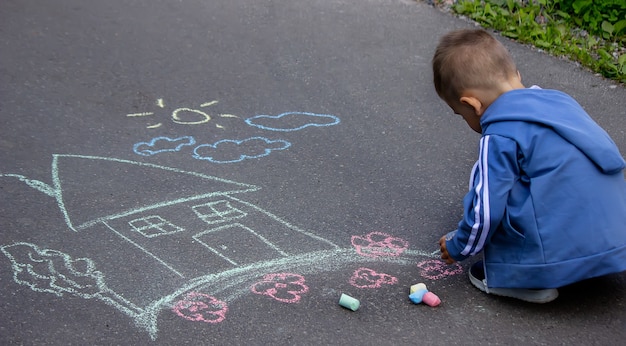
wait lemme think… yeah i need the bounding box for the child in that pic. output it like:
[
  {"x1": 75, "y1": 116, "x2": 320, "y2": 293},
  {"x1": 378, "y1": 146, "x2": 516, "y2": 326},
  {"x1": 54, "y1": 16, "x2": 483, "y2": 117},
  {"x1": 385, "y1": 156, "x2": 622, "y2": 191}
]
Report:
[{"x1": 432, "y1": 29, "x2": 626, "y2": 303}]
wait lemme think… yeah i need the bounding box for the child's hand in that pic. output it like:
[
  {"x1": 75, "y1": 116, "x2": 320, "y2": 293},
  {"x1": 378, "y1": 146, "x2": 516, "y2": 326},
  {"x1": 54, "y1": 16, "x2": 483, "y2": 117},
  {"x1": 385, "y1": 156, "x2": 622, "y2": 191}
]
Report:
[{"x1": 439, "y1": 235, "x2": 455, "y2": 264}]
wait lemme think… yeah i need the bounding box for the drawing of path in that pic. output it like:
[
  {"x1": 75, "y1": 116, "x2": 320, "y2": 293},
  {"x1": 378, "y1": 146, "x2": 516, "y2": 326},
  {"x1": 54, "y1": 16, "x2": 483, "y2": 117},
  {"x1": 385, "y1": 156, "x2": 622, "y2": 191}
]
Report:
[{"x1": 0, "y1": 155, "x2": 446, "y2": 339}]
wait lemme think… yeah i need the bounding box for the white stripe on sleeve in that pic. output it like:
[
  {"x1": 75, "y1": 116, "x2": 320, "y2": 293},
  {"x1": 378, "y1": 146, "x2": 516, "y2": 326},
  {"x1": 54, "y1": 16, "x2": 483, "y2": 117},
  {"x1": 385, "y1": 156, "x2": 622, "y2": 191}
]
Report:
[
  {"x1": 461, "y1": 135, "x2": 492, "y2": 256},
  {"x1": 469, "y1": 160, "x2": 479, "y2": 191}
]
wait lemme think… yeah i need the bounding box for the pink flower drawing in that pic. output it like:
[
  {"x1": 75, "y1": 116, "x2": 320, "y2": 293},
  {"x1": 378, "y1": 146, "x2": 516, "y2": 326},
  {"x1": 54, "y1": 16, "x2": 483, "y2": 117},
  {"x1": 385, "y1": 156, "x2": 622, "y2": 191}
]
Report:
[
  {"x1": 172, "y1": 292, "x2": 228, "y2": 323},
  {"x1": 251, "y1": 273, "x2": 309, "y2": 303},
  {"x1": 351, "y1": 231, "x2": 409, "y2": 258},
  {"x1": 349, "y1": 267, "x2": 398, "y2": 289},
  {"x1": 416, "y1": 259, "x2": 463, "y2": 280}
]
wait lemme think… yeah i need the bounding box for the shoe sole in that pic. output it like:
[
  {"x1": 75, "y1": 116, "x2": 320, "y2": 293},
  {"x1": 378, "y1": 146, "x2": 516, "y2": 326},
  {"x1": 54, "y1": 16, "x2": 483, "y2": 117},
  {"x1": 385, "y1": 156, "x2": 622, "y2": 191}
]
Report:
[{"x1": 469, "y1": 262, "x2": 559, "y2": 303}]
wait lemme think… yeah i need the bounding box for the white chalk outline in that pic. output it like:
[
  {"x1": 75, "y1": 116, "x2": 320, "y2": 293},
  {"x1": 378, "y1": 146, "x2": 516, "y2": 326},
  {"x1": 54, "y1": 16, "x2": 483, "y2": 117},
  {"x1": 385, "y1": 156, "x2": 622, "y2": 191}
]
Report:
[
  {"x1": 48, "y1": 154, "x2": 260, "y2": 232},
  {"x1": 0, "y1": 242, "x2": 144, "y2": 317},
  {"x1": 127, "y1": 99, "x2": 237, "y2": 129},
  {"x1": 128, "y1": 215, "x2": 185, "y2": 238},
  {"x1": 192, "y1": 200, "x2": 247, "y2": 225},
  {"x1": 193, "y1": 223, "x2": 289, "y2": 266}
]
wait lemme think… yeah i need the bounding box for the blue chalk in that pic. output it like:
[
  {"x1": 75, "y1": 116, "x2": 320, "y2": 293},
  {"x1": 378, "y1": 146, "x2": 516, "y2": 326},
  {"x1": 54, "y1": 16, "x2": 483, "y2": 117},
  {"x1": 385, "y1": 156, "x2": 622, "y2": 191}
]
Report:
[{"x1": 409, "y1": 289, "x2": 428, "y2": 304}]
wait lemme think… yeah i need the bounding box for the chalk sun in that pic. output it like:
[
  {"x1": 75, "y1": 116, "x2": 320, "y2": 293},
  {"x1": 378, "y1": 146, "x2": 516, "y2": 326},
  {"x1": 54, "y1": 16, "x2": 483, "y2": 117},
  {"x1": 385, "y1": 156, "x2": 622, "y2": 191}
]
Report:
[{"x1": 126, "y1": 98, "x2": 238, "y2": 129}]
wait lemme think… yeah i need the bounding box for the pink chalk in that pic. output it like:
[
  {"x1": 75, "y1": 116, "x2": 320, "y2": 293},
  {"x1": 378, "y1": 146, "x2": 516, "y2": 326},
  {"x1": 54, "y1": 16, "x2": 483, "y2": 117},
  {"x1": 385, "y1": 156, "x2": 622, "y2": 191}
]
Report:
[{"x1": 421, "y1": 292, "x2": 441, "y2": 307}]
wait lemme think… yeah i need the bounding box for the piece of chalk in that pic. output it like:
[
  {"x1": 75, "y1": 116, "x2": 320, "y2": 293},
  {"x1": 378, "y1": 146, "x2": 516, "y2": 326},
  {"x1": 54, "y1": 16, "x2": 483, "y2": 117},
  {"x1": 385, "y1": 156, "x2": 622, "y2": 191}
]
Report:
[
  {"x1": 339, "y1": 293, "x2": 360, "y2": 311},
  {"x1": 409, "y1": 289, "x2": 428, "y2": 304},
  {"x1": 410, "y1": 283, "x2": 427, "y2": 294},
  {"x1": 421, "y1": 292, "x2": 441, "y2": 307}
]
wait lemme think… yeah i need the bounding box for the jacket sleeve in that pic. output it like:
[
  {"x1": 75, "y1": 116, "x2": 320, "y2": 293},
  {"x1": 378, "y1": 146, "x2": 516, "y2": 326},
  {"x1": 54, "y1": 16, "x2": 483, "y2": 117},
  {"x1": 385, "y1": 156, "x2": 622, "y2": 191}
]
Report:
[{"x1": 446, "y1": 134, "x2": 520, "y2": 261}]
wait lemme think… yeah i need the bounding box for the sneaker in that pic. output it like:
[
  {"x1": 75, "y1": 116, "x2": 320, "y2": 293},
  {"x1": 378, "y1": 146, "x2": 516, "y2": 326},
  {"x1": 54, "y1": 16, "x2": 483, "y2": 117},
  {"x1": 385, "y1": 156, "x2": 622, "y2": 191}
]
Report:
[{"x1": 468, "y1": 261, "x2": 559, "y2": 303}]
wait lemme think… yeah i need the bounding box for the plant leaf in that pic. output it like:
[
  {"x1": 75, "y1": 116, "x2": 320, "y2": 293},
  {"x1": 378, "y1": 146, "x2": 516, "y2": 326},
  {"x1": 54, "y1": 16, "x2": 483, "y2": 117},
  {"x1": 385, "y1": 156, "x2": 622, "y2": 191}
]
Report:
[{"x1": 602, "y1": 21, "x2": 614, "y2": 35}]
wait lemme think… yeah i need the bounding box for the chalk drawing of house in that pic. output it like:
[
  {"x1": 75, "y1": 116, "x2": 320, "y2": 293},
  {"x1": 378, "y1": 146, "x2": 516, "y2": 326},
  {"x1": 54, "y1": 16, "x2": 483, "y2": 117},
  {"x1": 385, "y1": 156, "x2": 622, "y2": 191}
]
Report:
[
  {"x1": 2, "y1": 154, "x2": 434, "y2": 339},
  {"x1": 45, "y1": 155, "x2": 340, "y2": 305}
]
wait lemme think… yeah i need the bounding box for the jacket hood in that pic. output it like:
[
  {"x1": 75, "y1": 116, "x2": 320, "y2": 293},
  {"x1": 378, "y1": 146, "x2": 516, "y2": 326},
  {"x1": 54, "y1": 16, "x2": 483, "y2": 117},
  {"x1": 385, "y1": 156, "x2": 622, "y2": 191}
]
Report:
[{"x1": 481, "y1": 88, "x2": 625, "y2": 174}]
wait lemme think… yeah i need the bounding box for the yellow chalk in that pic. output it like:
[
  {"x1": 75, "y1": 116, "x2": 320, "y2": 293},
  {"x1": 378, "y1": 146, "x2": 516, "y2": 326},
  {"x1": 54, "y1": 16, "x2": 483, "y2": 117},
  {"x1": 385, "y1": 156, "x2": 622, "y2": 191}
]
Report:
[{"x1": 410, "y1": 283, "x2": 427, "y2": 294}]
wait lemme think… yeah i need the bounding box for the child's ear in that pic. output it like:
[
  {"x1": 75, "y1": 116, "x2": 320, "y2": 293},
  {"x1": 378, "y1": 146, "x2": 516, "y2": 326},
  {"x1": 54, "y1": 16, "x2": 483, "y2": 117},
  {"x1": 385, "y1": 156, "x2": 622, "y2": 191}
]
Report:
[{"x1": 459, "y1": 96, "x2": 484, "y2": 116}]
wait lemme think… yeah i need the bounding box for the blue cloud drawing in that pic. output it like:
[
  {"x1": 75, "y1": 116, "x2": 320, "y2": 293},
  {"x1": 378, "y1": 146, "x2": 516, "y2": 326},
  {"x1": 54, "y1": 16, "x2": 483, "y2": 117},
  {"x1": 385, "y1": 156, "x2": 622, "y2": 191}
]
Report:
[
  {"x1": 245, "y1": 112, "x2": 340, "y2": 132},
  {"x1": 192, "y1": 137, "x2": 291, "y2": 163},
  {"x1": 133, "y1": 136, "x2": 196, "y2": 156}
]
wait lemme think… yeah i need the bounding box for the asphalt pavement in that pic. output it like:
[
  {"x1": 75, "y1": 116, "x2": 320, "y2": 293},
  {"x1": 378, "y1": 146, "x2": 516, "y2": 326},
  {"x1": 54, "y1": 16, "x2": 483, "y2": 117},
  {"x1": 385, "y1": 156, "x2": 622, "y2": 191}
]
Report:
[{"x1": 1, "y1": 0, "x2": 625, "y2": 345}]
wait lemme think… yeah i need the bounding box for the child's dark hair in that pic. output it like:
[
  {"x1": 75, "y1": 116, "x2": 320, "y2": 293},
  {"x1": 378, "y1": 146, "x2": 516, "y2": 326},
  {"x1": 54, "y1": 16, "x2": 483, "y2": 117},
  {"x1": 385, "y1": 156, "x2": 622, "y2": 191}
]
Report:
[{"x1": 432, "y1": 29, "x2": 518, "y2": 105}]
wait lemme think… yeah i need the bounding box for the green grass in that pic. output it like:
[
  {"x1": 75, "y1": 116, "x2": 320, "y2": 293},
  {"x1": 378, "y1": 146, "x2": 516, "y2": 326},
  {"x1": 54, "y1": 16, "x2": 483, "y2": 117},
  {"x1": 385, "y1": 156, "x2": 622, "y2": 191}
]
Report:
[{"x1": 441, "y1": 0, "x2": 626, "y2": 83}]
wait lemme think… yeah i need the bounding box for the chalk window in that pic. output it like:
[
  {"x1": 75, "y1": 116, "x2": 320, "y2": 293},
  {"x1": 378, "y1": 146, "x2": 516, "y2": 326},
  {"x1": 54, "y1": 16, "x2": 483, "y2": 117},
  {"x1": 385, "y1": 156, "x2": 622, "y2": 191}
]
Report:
[
  {"x1": 129, "y1": 215, "x2": 184, "y2": 238},
  {"x1": 192, "y1": 200, "x2": 246, "y2": 224}
]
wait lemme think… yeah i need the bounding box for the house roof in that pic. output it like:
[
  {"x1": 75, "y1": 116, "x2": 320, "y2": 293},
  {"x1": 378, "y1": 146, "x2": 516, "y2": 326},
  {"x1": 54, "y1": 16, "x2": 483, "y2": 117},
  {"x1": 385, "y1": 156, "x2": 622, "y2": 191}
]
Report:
[{"x1": 52, "y1": 154, "x2": 260, "y2": 231}]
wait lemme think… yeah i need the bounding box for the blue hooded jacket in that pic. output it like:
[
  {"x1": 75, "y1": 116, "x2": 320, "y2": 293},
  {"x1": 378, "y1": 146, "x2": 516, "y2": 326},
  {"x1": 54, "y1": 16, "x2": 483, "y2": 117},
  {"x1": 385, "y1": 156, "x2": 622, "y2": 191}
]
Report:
[{"x1": 445, "y1": 87, "x2": 626, "y2": 289}]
